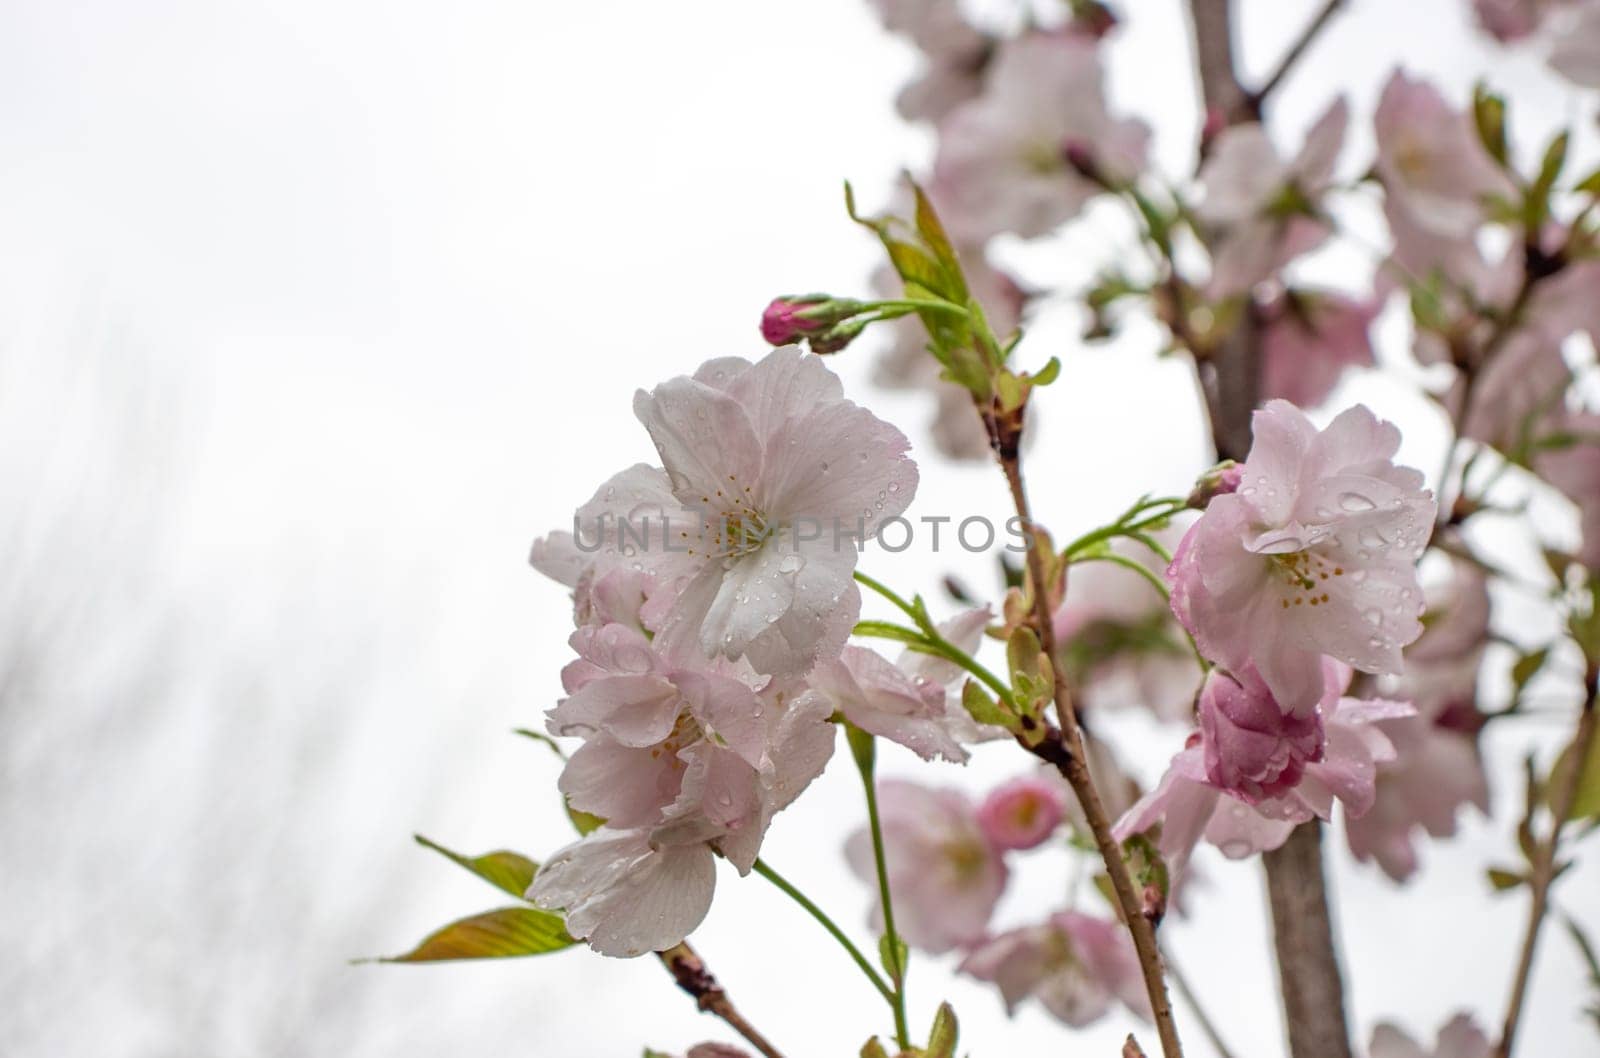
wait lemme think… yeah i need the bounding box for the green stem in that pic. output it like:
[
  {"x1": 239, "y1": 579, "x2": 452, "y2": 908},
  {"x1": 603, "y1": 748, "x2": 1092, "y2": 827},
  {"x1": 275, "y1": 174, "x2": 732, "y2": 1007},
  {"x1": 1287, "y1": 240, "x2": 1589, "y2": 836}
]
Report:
[
  {"x1": 853, "y1": 569, "x2": 929, "y2": 630},
  {"x1": 1061, "y1": 502, "x2": 1188, "y2": 560},
  {"x1": 752, "y1": 858, "x2": 895, "y2": 1005},
  {"x1": 849, "y1": 729, "x2": 911, "y2": 1051},
  {"x1": 1073, "y1": 551, "x2": 1172, "y2": 603},
  {"x1": 851, "y1": 618, "x2": 1017, "y2": 708}
]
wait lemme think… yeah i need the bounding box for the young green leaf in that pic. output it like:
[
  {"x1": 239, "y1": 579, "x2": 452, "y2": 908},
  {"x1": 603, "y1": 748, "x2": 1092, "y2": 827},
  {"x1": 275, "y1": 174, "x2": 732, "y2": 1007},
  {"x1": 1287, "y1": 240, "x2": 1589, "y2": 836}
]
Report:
[
  {"x1": 413, "y1": 835, "x2": 539, "y2": 899},
  {"x1": 926, "y1": 1002, "x2": 959, "y2": 1058},
  {"x1": 375, "y1": 906, "x2": 576, "y2": 962}
]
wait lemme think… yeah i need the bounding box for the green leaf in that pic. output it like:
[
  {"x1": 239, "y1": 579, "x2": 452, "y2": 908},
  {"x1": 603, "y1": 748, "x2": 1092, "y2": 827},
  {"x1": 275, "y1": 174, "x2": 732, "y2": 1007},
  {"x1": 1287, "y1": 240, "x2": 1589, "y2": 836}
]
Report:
[
  {"x1": 1511, "y1": 647, "x2": 1551, "y2": 694},
  {"x1": 853, "y1": 619, "x2": 933, "y2": 646},
  {"x1": 926, "y1": 1002, "x2": 959, "y2": 1058},
  {"x1": 1576, "y1": 166, "x2": 1600, "y2": 197},
  {"x1": 1472, "y1": 83, "x2": 1509, "y2": 166},
  {"x1": 1486, "y1": 866, "x2": 1526, "y2": 891},
  {"x1": 913, "y1": 183, "x2": 969, "y2": 303},
  {"x1": 860, "y1": 1039, "x2": 891, "y2": 1058},
  {"x1": 512, "y1": 727, "x2": 567, "y2": 759},
  {"x1": 961, "y1": 678, "x2": 1019, "y2": 732},
  {"x1": 1553, "y1": 724, "x2": 1600, "y2": 822},
  {"x1": 413, "y1": 835, "x2": 538, "y2": 899},
  {"x1": 1565, "y1": 914, "x2": 1600, "y2": 987},
  {"x1": 1031, "y1": 356, "x2": 1062, "y2": 387},
  {"x1": 567, "y1": 799, "x2": 605, "y2": 836},
  {"x1": 377, "y1": 906, "x2": 575, "y2": 962},
  {"x1": 878, "y1": 931, "x2": 907, "y2": 982}
]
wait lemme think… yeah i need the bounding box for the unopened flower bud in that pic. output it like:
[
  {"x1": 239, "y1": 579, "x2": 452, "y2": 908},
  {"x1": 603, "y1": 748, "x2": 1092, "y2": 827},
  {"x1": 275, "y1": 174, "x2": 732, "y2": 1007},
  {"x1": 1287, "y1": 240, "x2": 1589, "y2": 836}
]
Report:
[
  {"x1": 1187, "y1": 461, "x2": 1241, "y2": 509},
  {"x1": 977, "y1": 775, "x2": 1067, "y2": 851},
  {"x1": 759, "y1": 296, "x2": 862, "y2": 347}
]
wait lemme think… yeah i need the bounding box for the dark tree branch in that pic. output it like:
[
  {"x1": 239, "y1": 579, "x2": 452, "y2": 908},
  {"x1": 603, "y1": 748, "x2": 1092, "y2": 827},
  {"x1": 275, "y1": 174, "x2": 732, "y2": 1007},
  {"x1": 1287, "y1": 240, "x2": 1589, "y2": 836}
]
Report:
[
  {"x1": 1183, "y1": 5, "x2": 1356, "y2": 1058},
  {"x1": 1252, "y1": 0, "x2": 1347, "y2": 109},
  {"x1": 657, "y1": 942, "x2": 785, "y2": 1058}
]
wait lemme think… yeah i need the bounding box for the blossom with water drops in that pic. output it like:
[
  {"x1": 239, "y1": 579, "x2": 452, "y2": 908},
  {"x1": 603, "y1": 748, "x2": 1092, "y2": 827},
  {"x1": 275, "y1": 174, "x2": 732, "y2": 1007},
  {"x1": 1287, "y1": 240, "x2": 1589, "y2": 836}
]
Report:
[
  {"x1": 530, "y1": 345, "x2": 918, "y2": 679},
  {"x1": 528, "y1": 621, "x2": 837, "y2": 957},
  {"x1": 1169, "y1": 400, "x2": 1436, "y2": 715},
  {"x1": 1114, "y1": 659, "x2": 1414, "y2": 876}
]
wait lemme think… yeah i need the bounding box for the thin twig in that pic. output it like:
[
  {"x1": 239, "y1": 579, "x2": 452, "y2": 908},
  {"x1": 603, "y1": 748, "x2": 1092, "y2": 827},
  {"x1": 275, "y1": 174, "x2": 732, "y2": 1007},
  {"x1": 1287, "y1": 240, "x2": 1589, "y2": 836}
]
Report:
[
  {"x1": 1495, "y1": 695, "x2": 1599, "y2": 1058},
  {"x1": 1251, "y1": 0, "x2": 1346, "y2": 109},
  {"x1": 656, "y1": 942, "x2": 786, "y2": 1058},
  {"x1": 997, "y1": 450, "x2": 1185, "y2": 1058}
]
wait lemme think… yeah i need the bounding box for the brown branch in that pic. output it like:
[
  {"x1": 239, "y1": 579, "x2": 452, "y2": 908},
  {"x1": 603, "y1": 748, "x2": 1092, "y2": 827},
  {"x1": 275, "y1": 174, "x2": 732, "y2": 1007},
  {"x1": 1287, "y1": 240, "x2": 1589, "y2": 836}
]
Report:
[
  {"x1": 1494, "y1": 695, "x2": 1599, "y2": 1058},
  {"x1": 1251, "y1": 0, "x2": 1347, "y2": 109},
  {"x1": 1183, "y1": 5, "x2": 1356, "y2": 1056},
  {"x1": 1124, "y1": 1034, "x2": 1151, "y2": 1058},
  {"x1": 657, "y1": 942, "x2": 785, "y2": 1058},
  {"x1": 1262, "y1": 824, "x2": 1355, "y2": 1058},
  {"x1": 995, "y1": 440, "x2": 1185, "y2": 1058}
]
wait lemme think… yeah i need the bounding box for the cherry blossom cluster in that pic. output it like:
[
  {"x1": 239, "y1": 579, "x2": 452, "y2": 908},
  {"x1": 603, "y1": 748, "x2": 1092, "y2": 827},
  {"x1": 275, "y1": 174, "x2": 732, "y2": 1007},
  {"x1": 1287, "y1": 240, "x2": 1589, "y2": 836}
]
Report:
[{"x1": 380, "y1": 3, "x2": 1600, "y2": 1057}]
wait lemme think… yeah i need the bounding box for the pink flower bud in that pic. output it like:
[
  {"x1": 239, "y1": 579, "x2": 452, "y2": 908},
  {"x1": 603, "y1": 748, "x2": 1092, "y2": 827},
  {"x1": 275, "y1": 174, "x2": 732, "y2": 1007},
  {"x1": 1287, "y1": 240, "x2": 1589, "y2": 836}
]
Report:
[
  {"x1": 977, "y1": 775, "x2": 1067, "y2": 851},
  {"x1": 760, "y1": 297, "x2": 824, "y2": 345},
  {"x1": 1197, "y1": 667, "x2": 1324, "y2": 803}
]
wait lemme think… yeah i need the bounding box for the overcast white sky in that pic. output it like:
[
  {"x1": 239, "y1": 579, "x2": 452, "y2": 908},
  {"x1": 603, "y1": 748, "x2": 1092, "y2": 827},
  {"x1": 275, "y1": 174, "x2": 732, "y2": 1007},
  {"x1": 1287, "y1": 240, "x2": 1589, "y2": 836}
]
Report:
[{"x1": 1, "y1": 1, "x2": 1597, "y2": 1056}]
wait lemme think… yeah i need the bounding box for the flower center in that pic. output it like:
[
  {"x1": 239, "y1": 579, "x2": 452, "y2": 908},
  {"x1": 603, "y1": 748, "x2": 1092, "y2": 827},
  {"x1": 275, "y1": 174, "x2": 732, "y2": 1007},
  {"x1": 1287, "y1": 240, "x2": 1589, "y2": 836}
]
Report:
[{"x1": 1269, "y1": 549, "x2": 1344, "y2": 609}]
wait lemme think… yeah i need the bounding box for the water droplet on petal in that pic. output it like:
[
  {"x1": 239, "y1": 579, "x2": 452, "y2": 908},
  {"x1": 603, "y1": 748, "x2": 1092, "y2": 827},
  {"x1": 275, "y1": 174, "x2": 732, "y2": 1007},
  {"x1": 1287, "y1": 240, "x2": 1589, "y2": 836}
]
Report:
[{"x1": 1339, "y1": 492, "x2": 1377, "y2": 512}]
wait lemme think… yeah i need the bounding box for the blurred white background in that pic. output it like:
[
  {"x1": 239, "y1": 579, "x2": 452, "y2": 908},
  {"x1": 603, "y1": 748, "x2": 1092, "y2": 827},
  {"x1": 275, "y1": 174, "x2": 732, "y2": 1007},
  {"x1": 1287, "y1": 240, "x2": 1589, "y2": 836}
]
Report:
[{"x1": 1, "y1": 1, "x2": 1597, "y2": 1055}]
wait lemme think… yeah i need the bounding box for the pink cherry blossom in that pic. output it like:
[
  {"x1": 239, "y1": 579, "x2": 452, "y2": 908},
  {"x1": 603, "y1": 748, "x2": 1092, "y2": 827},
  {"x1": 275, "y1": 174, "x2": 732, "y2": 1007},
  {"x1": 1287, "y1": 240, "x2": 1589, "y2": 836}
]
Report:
[
  {"x1": 685, "y1": 1046, "x2": 752, "y2": 1058},
  {"x1": 977, "y1": 775, "x2": 1067, "y2": 850},
  {"x1": 811, "y1": 645, "x2": 969, "y2": 762},
  {"x1": 958, "y1": 911, "x2": 1150, "y2": 1027},
  {"x1": 1370, "y1": 1013, "x2": 1492, "y2": 1058},
  {"x1": 1052, "y1": 526, "x2": 1204, "y2": 724},
  {"x1": 1169, "y1": 400, "x2": 1435, "y2": 714},
  {"x1": 1115, "y1": 661, "x2": 1414, "y2": 875},
  {"x1": 1374, "y1": 72, "x2": 1513, "y2": 239},
  {"x1": 868, "y1": 0, "x2": 992, "y2": 124},
  {"x1": 931, "y1": 32, "x2": 1149, "y2": 243},
  {"x1": 894, "y1": 606, "x2": 1013, "y2": 744},
  {"x1": 845, "y1": 780, "x2": 1007, "y2": 953},
  {"x1": 532, "y1": 346, "x2": 918, "y2": 679},
  {"x1": 1197, "y1": 666, "x2": 1325, "y2": 803},
  {"x1": 1550, "y1": 1, "x2": 1600, "y2": 86},
  {"x1": 1350, "y1": 562, "x2": 1490, "y2": 879},
  {"x1": 759, "y1": 297, "x2": 826, "y2": 345},
  {"x1": 529, "y1": 628, "x2": 836, "y2": 956},
  {"x1": 1197, "y1": 98, "x2": 1348, "y2": 298},
  {"x1": 1260, "y1": 291, "x2": 1379, "y2": 408},
  {"x1": 1473, "y1": 0, "x2": 1551, "y2": 40}
]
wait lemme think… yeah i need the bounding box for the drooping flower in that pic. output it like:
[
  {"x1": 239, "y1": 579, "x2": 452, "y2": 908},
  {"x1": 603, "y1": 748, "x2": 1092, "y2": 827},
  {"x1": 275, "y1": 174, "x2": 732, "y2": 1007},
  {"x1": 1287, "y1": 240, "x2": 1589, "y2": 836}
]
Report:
[
  {"x1": 530, "y1": 346, "x2": 919, "y2": 679},
  {"x1": 931, "y1": 32, "x2": 1149, "y2": 243},
  {"x1": 1374, "y1": 72, "x2": 1513, "y2": 240},
  {"x1": 1168, "y1": 400, "x2": 1436, "y2": 714},
  {"x1": 977, "y1": 775, "x2": 1067, "y2": 850},
  {"x1": 1259, "y1": 291, "x2": 1379, "y2": 408},
  {"x1": 845, "y1": 780, "x2": 1007, "y2": 953},
  {"x1": 1350, "y1": 561, "x2": 1491, "y2": 879},
  {"x1": 1114, "y1": 660, "x2": 1415, "y2": 876},
  {"x1": 958, "y1": 912, "x2": 1150, "y2": 1027},
  {"x1": 528, "y1": 626, "x2": 836, "y2": 956},
  {"x1": 1197, "y1": 666, "x2": 1325, "y2": 802},
  {"x1": 1370, "y1": 1013, "x2": 1492, "y2": 1058},
  {"x1": 1052, "y1": 526, "x2": 1203, "y2": 724},
  {"x1": 1196, "y1": 98, "x2": 1349, "y2": 298}
]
